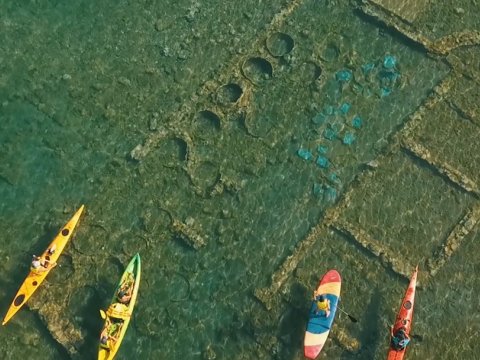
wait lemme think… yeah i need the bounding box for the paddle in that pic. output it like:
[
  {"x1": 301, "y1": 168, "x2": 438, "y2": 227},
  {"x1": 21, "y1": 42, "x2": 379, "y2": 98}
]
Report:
[
  {"x1": 387, "y1": 324, "x2": 423, "y2": 342},
  {"x1": 337, "y1": 306, "x2": 358, "y2": 323},
  {"x1": 99, "y1": 309, "x2": 107, "y2": 319},
  {"x1": 411, "y1": 334, "x2": 423, "y2": 341}
]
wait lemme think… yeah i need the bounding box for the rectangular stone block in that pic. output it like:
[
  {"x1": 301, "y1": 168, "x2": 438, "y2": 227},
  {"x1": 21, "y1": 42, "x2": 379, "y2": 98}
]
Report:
[
  {"x1": 448, "y1": 74, "x2": 480, "y2": 127},
  {"x1": 369, "y1": 0, "x2": 431, "y2": 24},
  {"x1": 336, "y1": 151, "x2": 474, "y2": 266},
  {"x1": 406, "y1": 98, "x2": 480, "y2": 192}
]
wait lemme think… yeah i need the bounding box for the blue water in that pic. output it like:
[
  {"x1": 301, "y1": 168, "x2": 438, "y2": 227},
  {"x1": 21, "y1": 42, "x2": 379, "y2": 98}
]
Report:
[{"x1": 1, "y1": 1, "x2": 479, "y2": 359}]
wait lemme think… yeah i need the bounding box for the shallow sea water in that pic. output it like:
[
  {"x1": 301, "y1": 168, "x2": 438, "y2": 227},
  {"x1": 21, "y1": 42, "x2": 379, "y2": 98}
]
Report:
[{"x1": 1, "y1": 1, "x2": 479, "y2": 359}]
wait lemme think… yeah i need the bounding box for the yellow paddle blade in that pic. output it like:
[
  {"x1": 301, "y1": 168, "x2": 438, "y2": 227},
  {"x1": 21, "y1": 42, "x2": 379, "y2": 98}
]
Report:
[{"x1": 100, "y1": 309, "x2": 107, "y2": 319}]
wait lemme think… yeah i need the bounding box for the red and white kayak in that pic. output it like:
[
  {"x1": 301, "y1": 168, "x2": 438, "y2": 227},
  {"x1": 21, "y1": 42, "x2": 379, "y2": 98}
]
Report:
[
  {"x1": 387, "y1": 266, "x2": 418, "y2": 360},
  {"x1": 304, "y1": 269, "x2": 341, "y2": 359}
]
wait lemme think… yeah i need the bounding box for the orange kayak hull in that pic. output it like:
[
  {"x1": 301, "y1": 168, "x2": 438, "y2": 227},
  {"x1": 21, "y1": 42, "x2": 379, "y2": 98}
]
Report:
[{"x1": 387, "y1": 266, "x2": 418, "y2": 360}]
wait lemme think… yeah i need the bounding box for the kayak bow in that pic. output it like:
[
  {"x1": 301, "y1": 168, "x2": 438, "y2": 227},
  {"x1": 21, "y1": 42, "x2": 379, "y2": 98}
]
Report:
[
  {"x1": 98, "y1": 253, "x2": 141, "y2": 360},
  {"x1": 2, "y1": 205, "x2": 85, "y2": 325}
]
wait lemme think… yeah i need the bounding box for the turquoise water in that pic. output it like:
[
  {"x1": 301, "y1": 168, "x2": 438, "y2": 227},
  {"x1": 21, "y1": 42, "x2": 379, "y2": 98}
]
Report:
[{"x1": 1, "y1": 1, "x2": 479, "y2": 359}]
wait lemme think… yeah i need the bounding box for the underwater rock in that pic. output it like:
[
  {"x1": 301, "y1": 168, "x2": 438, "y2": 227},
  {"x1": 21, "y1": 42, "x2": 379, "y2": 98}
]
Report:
[
  {"x1": 339, "y1": 102, "x2": 351, "y2": 115},
  {"x1": 312, "y1": 112, "x2": 327, "y2": 125},
  {"x1": 343, "y1": 132, "x2": 356, "y2": 145},
  {"x1": 313, "y1": 183, "x2": 324, "y2": 197},
  {"x1": 149, "y1": 116, "x2": 158, "y2": 131},
  {"x1": 351, "y1": 115, "x2": 363, "y2": 129},
  {"x1": 335, "y1": 69, "x2": 353, "y2": 82},
  {"x1": 325, "y1": 185, "x2": 337, "y2": 202},
  {"x1": 130, "y1": 128, "x2": 169, "y2": 161},
  {"x1": 380, "y1": 87, "x2": 392, "y2": 97},
  {"x1": 172, "y1": 218, "x2": 206, "y2": 250},
  {"x1": 324, "y1": 105, "x2": 335, "y2": 115},
  {"x1": 130, "y1": 144, "x2": 145, "y2": 161},
  {"x1": 383, "y1": 54, "x2": 397, "y2": 69},
  {"x1": 33, "y1": 302, "x2": 84, "y2": 356},
  {"x1": 323, "y1": 128, "x2": 336, "y2": 141},
  {"x1": 316, "y1": 156, "x2": 330, "y2": 169},
  {"x1": 203, "y1": 344, "x2": 217, "y2": 360},
  {"x1": 328, "y1": 173, "x2": 341, "y2": 185},
  {"x1": 361, "y1": 62, "x2": 375, "y2": 75},
  {"x1": 209, "y1": 174, "x2": 246, "y2": 197},
  {"x1": 317, "y1": 145, "x2": 328, "y2": 154},
  {"x1": 297, "y1": 148, "x2": 313, "y2": 161},
  {"x1": 333, "y1": 324, "x2": 361, "y2": 352}
]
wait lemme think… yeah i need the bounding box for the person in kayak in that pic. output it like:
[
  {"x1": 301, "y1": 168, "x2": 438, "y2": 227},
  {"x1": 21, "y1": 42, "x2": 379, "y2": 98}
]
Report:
[
  {"x1": 100, "y1": 319, "x2": 121, "y2": 348},
  {"x1": 31, "y1": 256, "x2": 42, "y2": 269},
  {"x1": 313, "y1": 293, "x2": 330, "y2": 317},
  {"x1": 31, "y1": 255, "x2": 56, "y2": 271},
  {"x1": 118, "y1": 288, "x2": 133, "y2": 304},
  {"x1": 47, "y1": 244, "x2": 56, "y2": 255},
  {"x1": 390, "y1": 326, "x2": 411, "y2": 350},
  {"x1": 117, "y1": 273, "x2": 135, "y2": 304}
]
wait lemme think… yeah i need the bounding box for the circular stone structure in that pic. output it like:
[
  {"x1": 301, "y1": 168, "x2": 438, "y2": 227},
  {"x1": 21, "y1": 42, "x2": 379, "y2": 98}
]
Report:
[
  {"x1": 295, "y1": 61, "x2": 322, "y2": 83},
  {"x1": 191, "y1": 161, "x2": 220, "y2": 192},
  {"x1": 194, "y1": 110, "x2": 222, "y2": 138},
  {"x1": 266, "y1": 32, "x2": 294, "y2": 57},
  {"x1": 156, "y1": 137, "x2": 188, "y2": 164},
  {"x1": 241, "y1": 57, "x2": 273, "y2": 84},
  {"x1": 321, "y1": 43, "x2": 340, "y2": 62},
  {"x1": 216, "y1": 83, "x2": 243, "y2": 105}
]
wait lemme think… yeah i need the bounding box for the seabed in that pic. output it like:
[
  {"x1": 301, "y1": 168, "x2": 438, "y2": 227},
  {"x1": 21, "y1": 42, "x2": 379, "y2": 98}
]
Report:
[{"x1": 0, "y1": 0, "x2": 479, "y2": 359}]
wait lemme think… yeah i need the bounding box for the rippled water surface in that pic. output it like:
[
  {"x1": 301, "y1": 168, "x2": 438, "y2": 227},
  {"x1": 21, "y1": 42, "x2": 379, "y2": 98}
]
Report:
[{"x1": 1, "y1": 1, "x2": 479, "y2": 359}]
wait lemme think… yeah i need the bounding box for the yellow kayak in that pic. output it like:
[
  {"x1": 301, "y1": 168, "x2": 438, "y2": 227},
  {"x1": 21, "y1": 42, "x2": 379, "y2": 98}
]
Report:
[
  {"x1": 2, "y1": 205, "x2": 85, "y2": 325},
  {"x1": 98, "y1": 253, "x2": 141, "y2": 360}
]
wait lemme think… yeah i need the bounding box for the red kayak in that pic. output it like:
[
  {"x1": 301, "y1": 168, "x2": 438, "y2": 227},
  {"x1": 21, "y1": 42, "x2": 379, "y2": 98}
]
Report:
[{"x1": 387, "y1": 266, "x2": 418, "y2": 360}]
